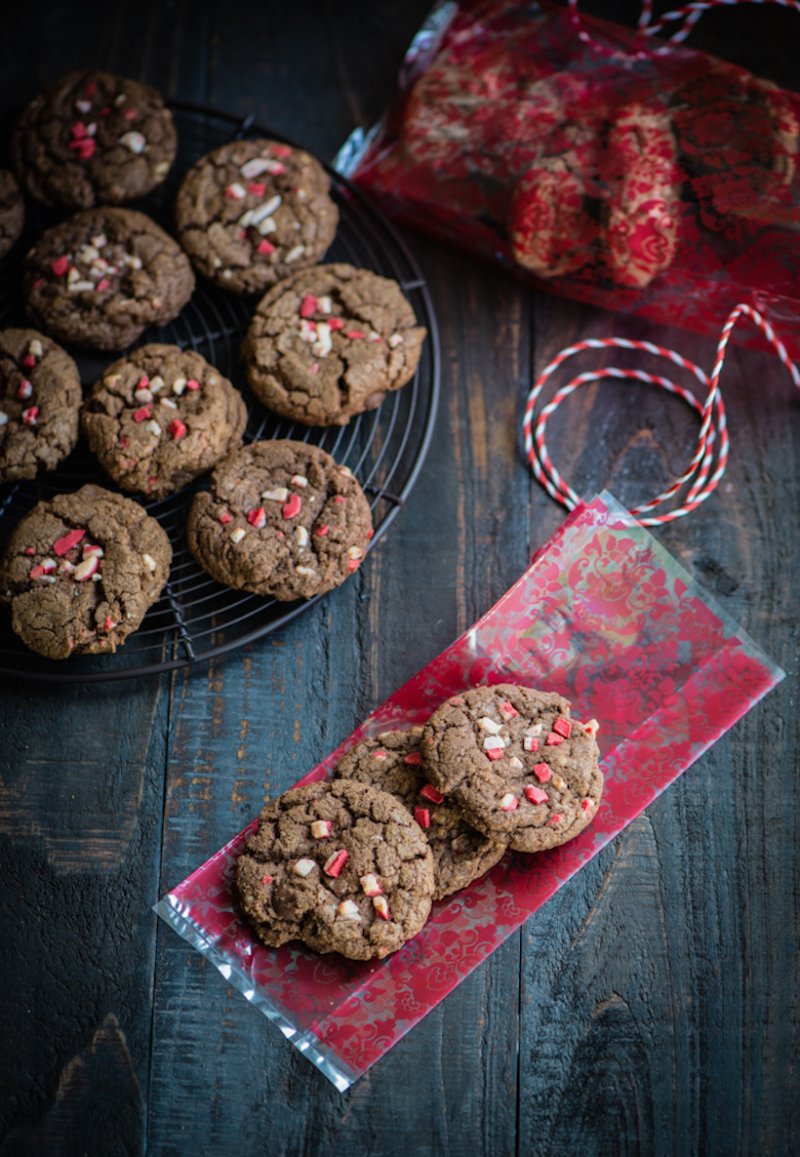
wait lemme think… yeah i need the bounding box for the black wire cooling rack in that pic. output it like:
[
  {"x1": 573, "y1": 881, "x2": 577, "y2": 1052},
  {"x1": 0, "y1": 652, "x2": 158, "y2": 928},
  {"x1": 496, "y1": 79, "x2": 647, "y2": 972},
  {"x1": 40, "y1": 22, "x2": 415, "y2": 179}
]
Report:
[{"x1": 0, "y1": 102, "x2": 441, "y2": 683}]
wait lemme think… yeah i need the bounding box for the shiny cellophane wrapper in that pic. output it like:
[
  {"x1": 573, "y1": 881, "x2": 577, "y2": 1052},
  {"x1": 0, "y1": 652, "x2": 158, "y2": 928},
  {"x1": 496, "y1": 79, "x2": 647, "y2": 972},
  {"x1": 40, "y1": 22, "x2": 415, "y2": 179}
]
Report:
[
  {"x1": 336, "y1": 0, "x2": 800, "y2": 358},
  {"x1": 156, "y1": 493, "x2": 783, "y2": 1091}
]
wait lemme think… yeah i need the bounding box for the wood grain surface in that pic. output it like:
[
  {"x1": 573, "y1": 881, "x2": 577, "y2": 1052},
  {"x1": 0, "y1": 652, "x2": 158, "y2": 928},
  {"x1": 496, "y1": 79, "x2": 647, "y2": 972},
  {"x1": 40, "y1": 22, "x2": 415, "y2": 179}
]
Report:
[{"x1": 1, "y1": 3, "x2": 798, "y2": 1155}]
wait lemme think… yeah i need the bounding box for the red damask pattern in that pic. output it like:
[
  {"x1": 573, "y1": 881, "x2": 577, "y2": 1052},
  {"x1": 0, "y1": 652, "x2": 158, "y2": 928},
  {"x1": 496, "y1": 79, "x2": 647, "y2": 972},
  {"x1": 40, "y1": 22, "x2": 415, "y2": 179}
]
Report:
[{"x1": 157, "y1": 493, "x2": 783, "y2": 1090}]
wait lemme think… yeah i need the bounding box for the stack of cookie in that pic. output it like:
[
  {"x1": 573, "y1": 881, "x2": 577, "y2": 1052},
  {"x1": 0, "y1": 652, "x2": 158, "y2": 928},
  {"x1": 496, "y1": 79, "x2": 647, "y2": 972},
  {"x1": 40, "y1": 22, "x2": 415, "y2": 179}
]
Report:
[
  {"x1": 0, "y1": 68, "x2": 428, "y2": 661},
  {"x1": 236, "y1": 684, "x2": 603, "y2": 962}
]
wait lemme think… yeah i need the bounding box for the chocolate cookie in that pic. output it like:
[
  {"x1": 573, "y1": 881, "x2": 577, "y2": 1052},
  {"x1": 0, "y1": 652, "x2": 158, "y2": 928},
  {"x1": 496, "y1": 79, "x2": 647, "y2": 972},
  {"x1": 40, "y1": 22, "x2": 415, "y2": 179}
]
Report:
[
  {"x1": 23, "y1": 207, "x2": 195, "y2": 350},
  {"x1": 600, "y1": 102, "x2": 680, "y2": 289},
  {"x1": 187, "y1": 439, "x2": 373, "y2": 601},
  {"x1": 420, "y1": 685, "x2": 602, "y2": 854},
  {"x1": 11, "y1": 69, "x2": 176, "y2": 211},
  {"x1": 0, "y1": 169, "x2": 25, "y2": 259},
  {"x1": 0, "y1": 483, "x2": 171, "y2": 659},
  {"x1": 334, "y1": 729, "x2": 506, "y2": 900},
  {"x1": 0, "y1": 328, "x2": 82, "y2": 483},
  {"x1": 241, "y1": 263, "x2": 427, "y2": 426},
  {"x1": 175, "y1": 138, "x2": 338, "y2": 295},
  {"x1": 81, "y1": 343, "x2": 247, "y2": 498},
  {"x1": 236, "y1": 778, "x2": 435, "y2": 960}
]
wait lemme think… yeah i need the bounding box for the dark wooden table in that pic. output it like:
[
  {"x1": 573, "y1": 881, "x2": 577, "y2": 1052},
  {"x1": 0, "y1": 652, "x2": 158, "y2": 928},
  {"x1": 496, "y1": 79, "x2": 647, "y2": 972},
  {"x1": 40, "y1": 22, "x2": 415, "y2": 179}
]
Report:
[{"x1": 1, "y1": 3, "x2": 798, "y2": 1154}]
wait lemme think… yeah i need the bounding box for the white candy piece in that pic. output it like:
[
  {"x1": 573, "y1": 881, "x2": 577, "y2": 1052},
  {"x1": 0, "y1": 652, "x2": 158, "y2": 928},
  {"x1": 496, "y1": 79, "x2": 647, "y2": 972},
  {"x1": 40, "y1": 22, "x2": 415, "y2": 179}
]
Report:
[
  {"x1": 293, "y1": 858, "x2": 316, "y2": 878},
  {"x1": 284, "y1": 244, "x2": 305, "y2": 262},
  {"x1": 290, "y1": 475, "x2": 308, "y2": 489},
  {"x1": 295, "y1": 526, "x2": 309, "y2": 548},
  {"x1": 142, "y1": 553, "x2": 157, "y2": 573},
  {"x1": 478, "y1": 716, "x2": 502, "y2": 735},
  {"x1": 262, "y1": 487, "x2": 289, "y2": 502},
  {"x1": 230, "y1": 527, "x2": 246, "y2": 544},
  {"x1": 483, "y1": 735, "x2": 505, "y2": 751},
  {"x1": 120, "y1": 130, "x2": 146, "y2": 154},
  {"x1": 337, "y1": 900, "x2": 361, "y2": 921}
]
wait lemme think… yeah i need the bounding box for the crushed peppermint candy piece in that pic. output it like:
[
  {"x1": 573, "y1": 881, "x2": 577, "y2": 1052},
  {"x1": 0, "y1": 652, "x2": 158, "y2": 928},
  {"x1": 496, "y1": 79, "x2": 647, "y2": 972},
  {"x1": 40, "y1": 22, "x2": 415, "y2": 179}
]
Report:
[
  {"x1": 282, "y1": 493, "x2": 302, "y2": 519},
  {"x1": 172, "y1": 377, "x2": 187, "y2": 396},
  {"x1": 533, "y1": 762, "x2": 552, "y2": 783},
  {"x1": 185, "y1": 379, "x2": 200, "y2": 391},
  {"x1": 290, "y1": 474, "x2": 308, "y2": 489},
  {"x1": 337, "y1": 899, "x2": 361, "y2": 921},
  {"x1": 16, "y1": 380, "x2": 33, "y2": 400},
  {"x1": 73, "y1": 555, "x2": 99, "y2": 582},
  {"x1": 167, "y1": 418, "x2": 187, "y2": 441},
  {"x1": 419, "y1": 783, "x2": 444, "y2": 804},
  {"x1": 75, "y1": 99, "x2": 93, "y2": 114},
  {"x1": 120, "y1": 130, "x2": 146, "y2": 154},
  {"x1": 230, "y1": 527, "x2": 246, "y2": 544},
  {"x1": 259, "y1": 873, "x2": 274, "y2": 886},
  {"x1": 145, "y1": 419, "x2": 162, "y2": 437},
  {"x1": 262, "y1": 486, "x2": 289, "y2": 502},
  {"x1": 483, "y1": 735, "x2": 505, "y2": 752},
  {"x1": 414, "y1": 806, "x2": 431, "y2": 829},
  {"x1": 523, "y1": 734, "x2": 540, "y2": 752},
  {"x1": 478, "y1": 716, "x2": 502, "y2": 735},
  {"x1": 257, "y1": 238, "x2": 276, "y2": 255},
  {"x1": 21, "y1": 406, "x2": 39, "y2": 427},
  {"x1": 581, "y1": 798, "x2": 594, "y2": 813},
  {"x1": 225, "y1": 181, "x2": 247, "y2": 200},
  {"x1": 371, "y1": 749, "x2": 388, "y2": 760},
  {"x1": 360, "y1": 873, "x2": 383, "y2": 897},
  {"x1": 160, "y1": 397, "x2": 177, "y2": 410},
  {"x1": 295, "y1": 526, "x2": 309, "y2": 548},
  {"x1": 551, "y1": 774, "x2": 566, "y2": 792},
  {"x1": 247, "y1": 181, "x2": 267, "y2": 197},
  {"x1": 218, "y1": 510, "x2": 232, "y2": 526},
  {"x1": 0, "y1": 412, "x2": 7, "y2": 427},
  {"x1": 292, "y1": 858, "x2": 316, "y2": 878},
  {"x1": 372, "y1": 895, "x2": 391, "y2": 921},
  {"x1": 583, "y1": 719, "x2": 600, "y2": 738},
  {"x1": 548, "y1": 814, "x2": 563, "y2": 826},
  {"x1": 499, "y1": 700, "x2": 519, "y2": 719},
  {"x1": 524, "y1": 784, "x2": 548, "y2": 806},
  {"x1": 28, "y1": 339, "x2": 43, "y2": 360},
  {"x1": 142, "y1": 553, "x2": 157, "y2": 572},
  {"x1": 328, "y1": 317, "x2": 344, "y2": 332},
  {"x1": 133, "y1": 405, "x2": 152, "y2": 423},
  {"x1": 53, "y1": 529, "x2": 85, "y2": 557},
  {"x1": 240, "y1": 157, "x2": 281, "y2": 179},
  {"x1": 82, "y1": 543, "x2": 103, "y2": 559},
  {"x1": 294, "y1": 565, "x2": 316, "y2": 577},
  {"x1": 500, "y1": 793, "x2": 519, "y2": 812},
  {"x1": 314, "y1": 524, "x2": 329, "y2": 537},
  {"x1": 246, "y1": 506, "x2": 266, "y2": 529},
  {"x1": 299, "y1": 295, "x2": 317, "y2": 318},
  {"x1": 284, "y1": 244, "x2": 305, "y2": 262},
  {"x1": 310, "y1": 819, "x2": 333, "y2": 839},
  {"x1": 344, "y1": 329, "x2": 365, "y2": 340},
  {"x1": 485, "y1": 747, "x2": 503, "y2": 761},
  {"x1": 51, "y1": 256, "x2": 70, "y2": 277},
  {"x1": 312, "y1": 322, "x2": 332, "y2": 358},
  {"x1": 102, "y1": 616, "x2": 116, "y2": 633},
  {"x1": 545, "y1": 732, "x2": 564, "y2": 747},
  {"x1": 323, "y1": 849, "x2": 348, "y2": 878},
  {"x1": 507, "y1": 756, "x2": 524, "y2": 771},
  {"x1": 317, "y1": 295, "x2": 332, "y2": 313},
  {"x1": 403, "y1": 751, "x2": 423, "y2": 766},
  {"x1": 553, "y1": 716, "x2": 572, "y2": 739}
]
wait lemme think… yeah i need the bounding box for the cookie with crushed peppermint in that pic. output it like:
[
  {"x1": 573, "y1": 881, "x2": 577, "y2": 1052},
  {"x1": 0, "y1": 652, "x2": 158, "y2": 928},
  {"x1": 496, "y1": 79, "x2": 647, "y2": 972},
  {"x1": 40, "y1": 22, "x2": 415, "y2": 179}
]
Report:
[
  {"x1": 241, "y1": 263, "x2": 427, "y2": 426},
  {"x1": 236, "y1": 778, "x2": 435, "y2": 960},
  {"x1": 187, "y1": 439, "x2": 373, "y2": 600},
  {"x1": 11, "y1": 69, "x2": 176, "y2": 211},
  {"x1": 0, "y1": 328, "x2": 82, "y2": 483},
  {"x1": 22, "y1": 207, "x2": 194, "y2": 350},
  {"x1": 334, "y1": 728, "x2": 506, "y2": 900},
  {"x1": 0, "y1": 169, "x2": 25, "y2": 259},
  {"x1": 420, "y1": 685, "x2": 603, "y2": 854},
  {"x1": 0, "y1": 483, "x2": 171, "y2": 660},
  {"x1": 175, "y1": 138, "x2": 338, "y2": 295},
  {"x1": 82, "y1": 343, "x2": 247, "y2": 498}
]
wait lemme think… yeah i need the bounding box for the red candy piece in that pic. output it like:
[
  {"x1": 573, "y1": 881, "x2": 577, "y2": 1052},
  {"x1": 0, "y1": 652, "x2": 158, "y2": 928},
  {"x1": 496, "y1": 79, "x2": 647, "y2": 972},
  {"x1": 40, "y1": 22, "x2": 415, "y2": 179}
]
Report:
[
  {"x1": 29, "y1": 564, "x2": 48, "y2": 579},
  {"x1": 347, "y1": 558, "x2": 361, "y2": 572},
  {"x1": 271, "y1": 144, "x2": 292, "y2": 157},
  {"x1": 548, "y1": 814, "x2": 563, "y2": 826},
  {"x1": 260, "y1": 874, "x2": 274, "y2": 886},
  {"x1": 419, "y1": 783, "x2": 444, "y2": 804},
  {"x1": 96, "y1": 278, "x2": 111, "y2": 292},
  {"x1": 116, "y1": 435, "x2": 129, "y2": 449},
  {"x1": 533, "y1": 762, "x2": 552, "y2": 783},
  {"x1": 21, "y1": 354, "x2": 37, "y2": 368},
  {"x1": 133, "y1": 406, "x2": 152, "y2": 423},
  {"x1": 485, "y1": 747, "x2": 503, "y2": 761},
  {"x1": 403, "y1": 751, "x2": 423, "y2": 766},
  {"x1": 24, "y1": 547, "x2": 35, "y2": 557},
  {"x1": 553, "y1": 716, "x2": 572, "y2": 739},
  {"x1": 17, "y1": 380, "x2": 33, "y2": 400},
  {"x1": 414, "y1": 806, "x2": 431, "y2": 830},
  {"x1": 524, "y1": 784, "x2": 548, "y2": 806},
  {"x1": 257, "y1": 239, "x2": 275, "y2": 255},
  {"x1": 581, "y1": 798, "x2": 594, "y2": 813},
  {"x1": 281, "y1": 493, "x2": 302, "y2": 519},
  {"x1": 545, "y1": 732, "x2": 564, "y2": 746},
  {"x1": 328, "y1": 317, "x2": 344, "y2": 332},
  {"x1": 70, "y1": 121, "x2": 88, "y2": 139},
  {"x1": 323, "y1": 849, "x2": 348, "y2": 878},
  {"x1": 314, "y1": 524, "x2": 329, "y2": 537},
  {"x1": 246, "y1": 506, "x2": 266, "y2": 529},
  {"x1": 51, "y1": 256, "x2": 70, "y2": 277},
  {"x1": 333, "y1": 495, "x2": 346, "y2": 505},
  {"x1": 167, "y1": 418, "x2": 187, "y2": 441},
  {"x1": 299, "y1": 294, "x2": 318, "y2": 318},
  {"x1": 218, "y1": 510, "x2": 232, "y2": 526},
  {"x1": 21, "y1": 406, "x2": 39, "y2": 426},
  {"x1": 185, "y1": 379, "x2": 200, "y2": 391},
  {"x1": 68, "y1": 137, "x2": 96, "y2": 160},
  {"x1": 53, "y1": 529, "x2": 85, "y2": 557},
  {"x1": 499, "y1": 700, "x2": 519, "y2": 719},
  {"x1": 103, "y1": 615, "x2": 115, "y2": 633},
  {"x1": 344, "y1": 329, "x2": 365, "y2": 340},
  {"x1": 123, "y1": 107, "x2": 137, "y2": 120},
  {"x1": 248, "y1": 182, "x2": 267, "y2": 196}
]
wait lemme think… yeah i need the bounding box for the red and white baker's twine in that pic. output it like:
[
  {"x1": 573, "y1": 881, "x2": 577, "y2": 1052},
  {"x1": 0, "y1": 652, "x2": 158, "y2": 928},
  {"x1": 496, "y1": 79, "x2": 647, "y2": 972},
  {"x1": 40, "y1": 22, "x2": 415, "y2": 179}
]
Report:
[
  {"x1": 568, "y1": 0, "x2": 800, "y2": 51},
  {"x1": 523, "y1": 303, "x2": 800, "y2": 526}
]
